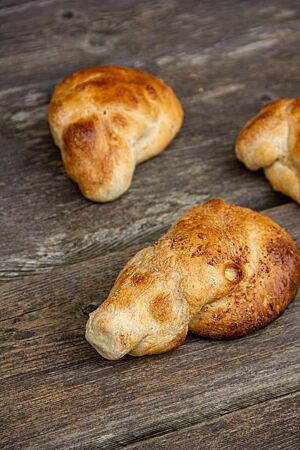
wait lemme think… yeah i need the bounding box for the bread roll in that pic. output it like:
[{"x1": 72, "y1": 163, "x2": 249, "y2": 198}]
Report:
[
  {"x1": 236, "y1": 99, "x2": 300, "y2": 203},
  {"x1": 48, "y1": 66, "x2": 183, "y2": 202},
  {"x1": 86, "y1": 199, "x2": 300, "y2": 360}
]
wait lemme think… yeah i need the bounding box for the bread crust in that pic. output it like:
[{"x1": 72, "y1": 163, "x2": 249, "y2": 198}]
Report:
[
  {"x1": 236, "y1": 99, "x2": 300, "y2": 203},
  {"x1": 86, "y1": 199, "x2": 300, "y2": 359},
  {"x1": 48, "y1": 66, "x2": 183, "y2": 202}
]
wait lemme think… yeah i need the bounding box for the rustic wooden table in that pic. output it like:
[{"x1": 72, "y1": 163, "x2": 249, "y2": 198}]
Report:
[{"x1": 1, "y1": 1, "x2": 299, "y2": 448}]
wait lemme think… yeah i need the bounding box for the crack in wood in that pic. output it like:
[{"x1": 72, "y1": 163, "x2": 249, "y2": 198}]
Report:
[{"x1": 124, "y1": 391, "x2": 300, "y2": 449}]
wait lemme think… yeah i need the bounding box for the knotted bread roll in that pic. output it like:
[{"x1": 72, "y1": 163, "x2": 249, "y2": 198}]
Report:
[
  {"x1": 236, "y1": 99, "x2": 300, "y2": 203},
  {"x1": 86, "y1": 199, "x2": 300, "y2": 360},
  {"x1": 48, "y1": 66, "x2": 183, "y2": 202}
]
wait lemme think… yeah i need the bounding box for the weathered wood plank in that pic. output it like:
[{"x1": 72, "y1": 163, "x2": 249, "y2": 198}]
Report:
[
  {"x1": 1, "y1": 1, "x2": 299, "y2": 449},
  {"x1": 127, "y1": 392, "x2": 300, "y2": 450},
  {"x1": 0, "y1": 0, "x2": 299, "y2": 89},
  {"x1": 1, "y1": 0, "x2": 300, "y2": 280},
  {"x1": 0, "y1": 204, "x2": 299, "y2": 449},
  {"x1": 1, "y1": 299, "x2": 299, "y2": 449}
]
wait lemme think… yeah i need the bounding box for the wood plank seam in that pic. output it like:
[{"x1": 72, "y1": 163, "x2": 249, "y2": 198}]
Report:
[{"x1": 124, "y1": 391, "x2": 300, "y2": 449}]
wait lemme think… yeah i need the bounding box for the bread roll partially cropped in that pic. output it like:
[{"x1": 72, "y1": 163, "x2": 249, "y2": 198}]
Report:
[
  {"x1": 48, "y1": 66, "x2": 183, "y2": 202},
  {"x1": 236, "y1": 99, "x2": 300, "y2": 203},
  {"x1": 86, "y1": 199, "x2": 300, "y2": 360}
]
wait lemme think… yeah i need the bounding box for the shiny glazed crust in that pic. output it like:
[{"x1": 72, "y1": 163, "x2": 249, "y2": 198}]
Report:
[
  {"x1": 48, "y1": 66, "x2": 183, "y2": 202},
  {"x1": 236, "y1": 98, "x2": 300, "y2": 203},
  {"x1": 86, "y1": 199, "x2": 300, "y2": 360}
]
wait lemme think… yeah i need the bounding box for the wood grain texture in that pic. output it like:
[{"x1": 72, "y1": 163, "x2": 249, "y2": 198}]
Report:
[
  {"x1": 1, "y1": 1, "x2": 300, "y2": 448},
  {"x1": 127, "y1": 392, "x2": 300, "y2": 450},
  {"x1": 1, "y1": 0, "x2": 300, "y2": 280},
  {"x1": 0, "y1": 204, "x2": 299, "y2": 449}
]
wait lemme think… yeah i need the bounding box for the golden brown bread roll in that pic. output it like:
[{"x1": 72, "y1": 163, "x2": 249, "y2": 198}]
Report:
[
  {"x1": 48, "y1": 66, "x2": 183, "y2": 202},
  {"x1": 86, "y1": 199, "x2": 300, "y2": 360},
  {"x1": 236, "y1": 99, "x2": 300, "y2": 203}
]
